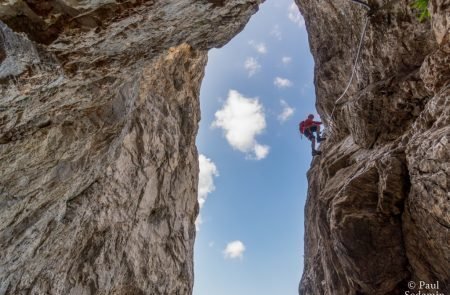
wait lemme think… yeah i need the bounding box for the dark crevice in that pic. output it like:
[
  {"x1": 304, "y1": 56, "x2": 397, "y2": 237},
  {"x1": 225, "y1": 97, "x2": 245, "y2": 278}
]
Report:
[
  {"x1": 2, "y1": 0, "x2": 157, "y2": 45},
  {"x1": 207, "y1": 0, "x2": 226, "y2": 7},
  {"x1": 0, "y1": 34, "x2": 6, "y2": 63},
  {"x1": 3, "y1": 16, "x2": 63, "y2": 45}
]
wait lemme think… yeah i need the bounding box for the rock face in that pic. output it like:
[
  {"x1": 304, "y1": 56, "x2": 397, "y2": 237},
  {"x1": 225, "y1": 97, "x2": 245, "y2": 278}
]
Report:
[
  {"x1": 297, "y1": 0, "x2": 449, "y2": 294},
  {"x1": 0, "y1": 1, "x2": 262, "y2": 294}
]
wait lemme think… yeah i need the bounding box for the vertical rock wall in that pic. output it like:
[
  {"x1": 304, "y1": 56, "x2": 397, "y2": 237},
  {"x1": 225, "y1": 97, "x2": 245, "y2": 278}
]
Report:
[
  {"x1": 0, "y1": 1, "x2": 263, "y2": 294},
  {"x1": 297, "y1": 0, "x2": 449, "y2": 294}
]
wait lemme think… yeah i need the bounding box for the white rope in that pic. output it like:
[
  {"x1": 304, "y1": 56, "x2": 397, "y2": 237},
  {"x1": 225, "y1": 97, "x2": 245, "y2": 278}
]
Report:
[
  {"x1": 350, "y1": 0, "x2": 371, "y2": 10},
  {"x1": 334, "y1": 15, "x2": 369, "y2": 106},
  {"x1": 327, "y1": 11, "x2": 370, "y2": 133}
]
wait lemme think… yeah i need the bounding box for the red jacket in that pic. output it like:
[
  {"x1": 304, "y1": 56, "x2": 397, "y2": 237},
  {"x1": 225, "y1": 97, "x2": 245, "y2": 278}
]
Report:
[{"x1": 299, "y1": 118, "x2": 322, "y2": 134}]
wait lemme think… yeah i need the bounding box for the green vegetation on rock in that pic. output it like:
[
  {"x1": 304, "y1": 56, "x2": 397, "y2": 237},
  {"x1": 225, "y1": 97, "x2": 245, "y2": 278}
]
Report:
[{"x1": 412, "y1": 0, "x2": 430, "y2": 22}]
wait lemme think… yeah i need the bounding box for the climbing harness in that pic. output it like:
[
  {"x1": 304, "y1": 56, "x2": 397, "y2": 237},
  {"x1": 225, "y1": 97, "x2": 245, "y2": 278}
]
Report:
[{"x1": 327, "y1": 0, "x2": 372, "y2": 133}]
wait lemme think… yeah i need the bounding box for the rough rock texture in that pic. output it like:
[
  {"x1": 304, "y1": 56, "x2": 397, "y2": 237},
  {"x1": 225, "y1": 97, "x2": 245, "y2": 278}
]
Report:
[
  {"x1": 0, "y1": 1, "x2": 262, "y2": 294},
  {"x1": 298, "y1": 0, "x2": 449, "y2": 294}
]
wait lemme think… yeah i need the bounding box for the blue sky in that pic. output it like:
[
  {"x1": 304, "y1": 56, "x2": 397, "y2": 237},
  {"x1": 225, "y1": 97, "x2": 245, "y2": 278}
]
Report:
[{"x1": 194, "y1": 1, "x2": 318, "y2": 294}]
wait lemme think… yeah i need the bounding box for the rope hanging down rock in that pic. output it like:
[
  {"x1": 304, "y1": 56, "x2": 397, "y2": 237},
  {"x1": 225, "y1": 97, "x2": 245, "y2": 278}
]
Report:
[
  {"x1": 333, "y1": 16, "x2": 370, "y2": 107},
  {"x1": 326, "y1": 0, "x2": 372, "y2": 133}
]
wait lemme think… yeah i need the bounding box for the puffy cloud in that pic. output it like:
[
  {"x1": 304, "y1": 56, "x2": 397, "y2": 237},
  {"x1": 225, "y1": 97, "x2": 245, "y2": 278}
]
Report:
[
  {"x1": 249, "y1": 40, "x2": 267, "y2": 54},
  {"x1": 274, "y1": 77, "x2": 293, "y2": 88},
  {"x1": 270, "y1": 24, "x2": 282, "y2": 40},
  {"x1": 288, "y1": 3, "x2": 305, "y2": 28},
  {"x1": 223, "y1": 240, "x2": 246, "y2": 259},
  {"x1": 198, "y1": 154, "x2": 219, "y2": 208},
  {"x1": 212, "y1": 90, "x2": 269, "y2": 160},
  {"x1": 254, "y1": 143, "x2": 270, "y2": 160},
  {"x1": 278, "y1": 100, "x2": 295, "y2": 122},
  {"x1": 195, "y1": 154, "x2": 218, "y2": 231},
  {"x1": 282, "y1": 56, "x2": 292, "y2": 64},
  {"x1": 244, "y1": 57, "x2": 261, "y2": 77}
]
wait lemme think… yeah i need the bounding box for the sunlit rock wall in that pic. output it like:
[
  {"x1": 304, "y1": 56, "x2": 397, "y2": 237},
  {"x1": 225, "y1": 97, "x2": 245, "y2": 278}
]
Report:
[
  {"x1": 0, "y1": 1, "x2": 263, "y2": 294},
  {"x1": 297, "y1": 0, "x2": 449, "y2": 294}
]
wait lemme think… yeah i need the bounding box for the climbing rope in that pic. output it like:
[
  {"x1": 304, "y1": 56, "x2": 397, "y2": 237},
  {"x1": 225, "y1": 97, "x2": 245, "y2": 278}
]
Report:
[
  {"x1": 350, "y1": 0, "x2": 371, "y2": 10},
  {"x1": 329, "y1": 16, "x2": 370, "y2": 117},
  {"x1": 326, "y1": 1, "x2": 372, "y2": 133}
]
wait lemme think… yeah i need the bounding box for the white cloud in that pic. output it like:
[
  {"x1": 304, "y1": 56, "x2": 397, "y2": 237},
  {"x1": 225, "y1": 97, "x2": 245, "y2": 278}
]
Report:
[
  {"x1": 198, "y1": 154, "x2": 219, "y2": 208},
  {"x1": 282, "y1": 56, "x2": 292, "y2": 64},
  {"x1": 274, "y1": 77, "x2": 293, "y2": 88},
  {"x1": 254, "y1": 143, "x2": 270, "y2": 160},
  {"x1": 195, "y1": 154, "x2": 218, "y2": 231},
  {"x1": 288, "y1": 3, "x2": 305, "y2": 28},
  {"x1": 244, "y1": 57, "x2": 261, "y2": 77},
  {"x1": 278, "y1": 100, "x2": 295, "y2": 122},
  {"x1": 270, "y1": 24, "x2": 282, "y2": 40},
  {"x1": 249, "y1": 40, "x2": 267, "y2": 54},
  {"x1": 212, "y1": 90, "x2": 269, "y2": 160},
  {"x1": 223, "y1": 240, "x2": 246, "y2": 259}
]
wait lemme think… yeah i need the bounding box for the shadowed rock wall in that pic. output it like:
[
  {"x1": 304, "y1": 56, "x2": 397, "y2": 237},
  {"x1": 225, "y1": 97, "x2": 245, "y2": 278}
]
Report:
[
  {"x1": 0, "y1": 1, "x2": 263, "y2": 294},
  {"x1": 297, "y1": 0, "x2": 449, "y2": 294}
]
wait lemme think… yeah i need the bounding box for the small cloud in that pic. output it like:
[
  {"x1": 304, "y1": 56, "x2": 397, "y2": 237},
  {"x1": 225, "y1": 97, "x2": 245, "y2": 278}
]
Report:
[
  {"x1": 209, "y1": 241, "x2": 215, "y2": 247},
  {"x1": 270, "y1": 24, "x2": 282, "y2": 40},
  {"x1": 254, "y1": 143, "x2": 270, "y2": 160},
  {"x1": 288, "y1": 3, "x2": 305, "y2": 28},
  {"x1": 282, "y1": 56, "x2": 292, "y2": 64},
  {"x1": 274, "y1": 77, "x2": 293, "y2": 88},
  {"x1": 212, "y1": 90, "x2": 269, "y2": 160},
  {"x1": 223, "y1": 240, "x2": 246, "y2": 259},
  {"x1": 249, "y1": 40, "x2": 267, "y2": 54},
  {"x1": 278, "y1": 100, "x2": 295, "y2": 123},
  {"x1": 244, "y1": 57, "x2": 261, "y2": 77}
]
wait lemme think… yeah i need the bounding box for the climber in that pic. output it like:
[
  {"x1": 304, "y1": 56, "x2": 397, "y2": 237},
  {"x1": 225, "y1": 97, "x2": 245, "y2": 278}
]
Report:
[{"x1": 299, "y1": 114, "x2": 326, "y2": 156}]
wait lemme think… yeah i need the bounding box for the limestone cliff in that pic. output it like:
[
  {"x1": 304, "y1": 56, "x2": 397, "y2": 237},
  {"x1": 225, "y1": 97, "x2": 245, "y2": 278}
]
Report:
[
  {"x1": 0, "y1": 1, "x2": 263, "y2": 294},
  {"x1": 297, "y1": 0, "x2": 449, "y2": 294}
]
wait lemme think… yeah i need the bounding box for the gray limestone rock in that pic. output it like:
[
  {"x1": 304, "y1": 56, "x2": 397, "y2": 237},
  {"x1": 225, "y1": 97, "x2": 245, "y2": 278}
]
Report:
[
  {"x1": 1, "y1": 0, "x2": 448, "y2": 294},
  {"x1": 0, "y1": 1, "x2": 263, "y2": 294},
  {"x1": 298, "y1": 0, "x2": 449, "y2": 294}
]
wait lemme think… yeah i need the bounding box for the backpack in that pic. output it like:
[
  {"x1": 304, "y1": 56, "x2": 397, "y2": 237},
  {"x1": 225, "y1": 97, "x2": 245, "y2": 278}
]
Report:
[{"x1": 299, "y1": 121, "x2": 306, "y2": 134}]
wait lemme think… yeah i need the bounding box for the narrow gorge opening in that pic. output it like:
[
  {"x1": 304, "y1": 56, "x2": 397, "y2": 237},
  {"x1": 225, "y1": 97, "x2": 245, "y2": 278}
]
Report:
[
  {"x1": 193, "y1": 1, "x2": 319, "y2": 294},
  {"x1": 2, "y1": 0, "x2": 447, "y2": 294}
]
